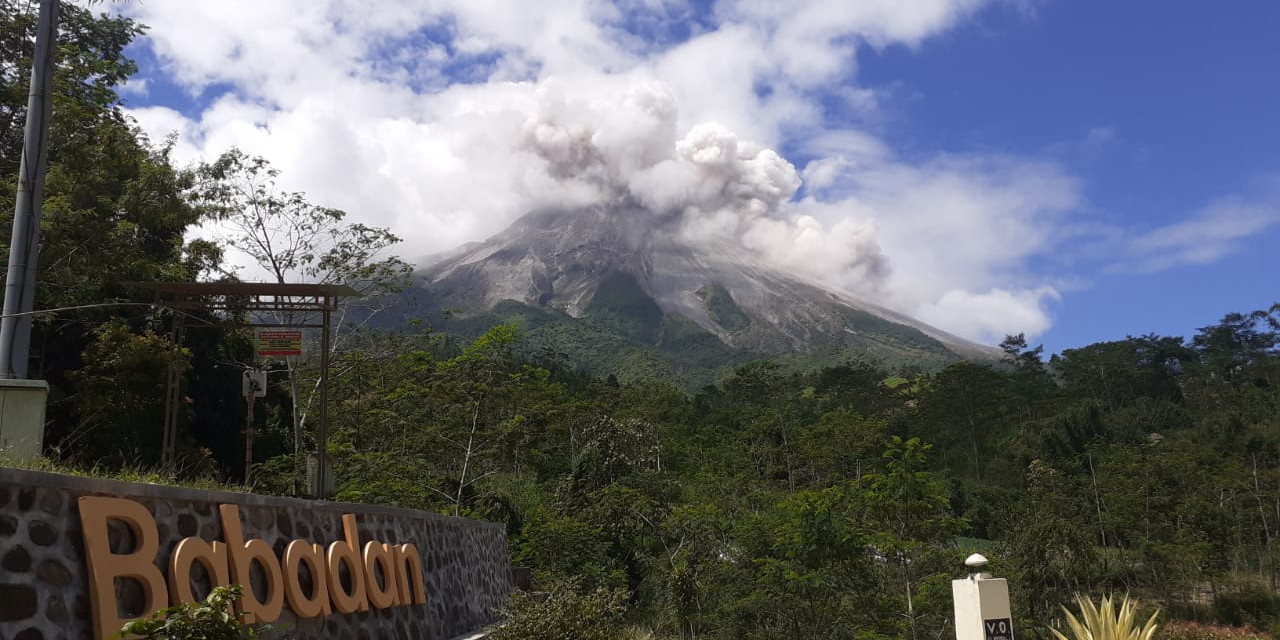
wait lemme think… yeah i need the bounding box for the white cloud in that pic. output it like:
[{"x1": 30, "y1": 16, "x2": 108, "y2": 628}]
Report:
[
  {"x1": 794, "y1": 145, "x2": 1081, "y2": 340},
  {"x1": 1085, "y1": 126, "x2": 1115, "y2": 145},
  {"x1": 916, "y1": 287, "x2": 1061, "y2": 345},
  {"x1": 1110, "y1": 198, "x2": 1280, "y2": 274},
  {"x1": 716, "y1": 0, "x2": 987, "y2": 84},
  {"x1": 117, "y1": 77, "x2": 149, "y2": 99}
]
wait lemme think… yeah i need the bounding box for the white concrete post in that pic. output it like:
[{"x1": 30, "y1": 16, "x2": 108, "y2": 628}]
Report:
[{"x1": 953, "y1": 553, "x2": 1013, "y2": 640}]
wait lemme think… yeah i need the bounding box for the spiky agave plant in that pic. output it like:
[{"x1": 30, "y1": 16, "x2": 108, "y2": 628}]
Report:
[{"x1": 1050, "y1": 594, "x2": 1160, "y2": 640}]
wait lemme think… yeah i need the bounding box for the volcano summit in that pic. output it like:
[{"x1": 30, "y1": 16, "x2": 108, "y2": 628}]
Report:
[{"x1": 403, "y1": 197, "x2": 997, "y2": 387}]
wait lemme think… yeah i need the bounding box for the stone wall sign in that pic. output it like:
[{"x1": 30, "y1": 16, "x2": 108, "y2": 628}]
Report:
[
  {"x1": 79, "y1": 497, "x2": 429, "y2": 639},
  {"x1": 0, "y1": 468, "x2": 512, "y2": 640}
]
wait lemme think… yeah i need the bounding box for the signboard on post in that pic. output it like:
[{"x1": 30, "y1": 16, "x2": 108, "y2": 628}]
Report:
[
  {"x1": 242, "y1": 370, "x2": 267, "y2": 398},
  {"x1": 256, "y1": 329, "x2": 303, "y2": 358},
  {"x1": 984, "y1": 618, "x2": 1013, "y2": 640}
]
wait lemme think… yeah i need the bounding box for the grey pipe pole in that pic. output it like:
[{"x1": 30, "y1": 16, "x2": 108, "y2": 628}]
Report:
[
  {"x1": 317, "y1": 298, "x2": 332, "y2": 498},
  {"x1": 0, "y1": 0, "x2": 59, "y2": 379}
]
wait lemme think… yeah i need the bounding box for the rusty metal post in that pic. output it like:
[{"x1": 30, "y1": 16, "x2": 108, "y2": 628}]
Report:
[{"x1": 161, "y1": 310, "x2": 186, "y2": 467}]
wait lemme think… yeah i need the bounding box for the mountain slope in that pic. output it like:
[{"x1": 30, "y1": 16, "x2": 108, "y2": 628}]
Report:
[{"x1": 405, "y1": 198, "x2": 998, "y2": 385}]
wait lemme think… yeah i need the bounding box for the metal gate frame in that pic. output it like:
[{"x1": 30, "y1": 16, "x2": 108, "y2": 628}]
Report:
[{"x1": 141, "y1": 282, "x2": 358, "y2": 498}]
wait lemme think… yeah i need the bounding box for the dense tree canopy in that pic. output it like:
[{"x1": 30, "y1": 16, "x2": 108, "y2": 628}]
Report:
[
  {"x1": 278, "y1": 306, "x2": 1280, "y2": 640},
  {"x1": 0, "y1": 3, "x2": 230, "y2": 463}
]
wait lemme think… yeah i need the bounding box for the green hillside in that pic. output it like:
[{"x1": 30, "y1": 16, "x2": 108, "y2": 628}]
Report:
[{"x1": 403, "y1": 274, "x2": 755, "y2": 388}]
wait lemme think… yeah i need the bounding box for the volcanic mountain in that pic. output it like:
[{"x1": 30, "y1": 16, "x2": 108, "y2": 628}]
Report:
[{"x1": 404, "y1": 198, "x2": 998, "y2": 386}]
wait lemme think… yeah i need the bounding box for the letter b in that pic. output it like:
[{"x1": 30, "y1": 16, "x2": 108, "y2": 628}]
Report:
[{"x1": 79, "y1": 497, "x2": 168, "y2": 640}]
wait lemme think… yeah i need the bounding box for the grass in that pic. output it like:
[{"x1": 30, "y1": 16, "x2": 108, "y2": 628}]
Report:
[{"x1": 0, "y1": 453, "x2": 244, "y2": 493}]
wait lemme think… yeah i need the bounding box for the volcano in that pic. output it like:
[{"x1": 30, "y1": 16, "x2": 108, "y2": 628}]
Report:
[{"x1": 406, "y1": 197, "x2": 998, "y2": 386}]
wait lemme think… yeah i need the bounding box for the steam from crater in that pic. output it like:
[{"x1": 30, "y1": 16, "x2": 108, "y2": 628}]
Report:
[{"x1": 515, "y1": 79, "x2": 890, "y2": 295}]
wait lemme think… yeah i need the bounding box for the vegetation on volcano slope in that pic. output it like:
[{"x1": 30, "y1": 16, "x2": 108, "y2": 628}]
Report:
[
  {"x1": 695, "y1": 283, "x2": 751, "y2": 332},
  {"x1": 402, "y1": 270, "x2": 966, "y2": 389}
]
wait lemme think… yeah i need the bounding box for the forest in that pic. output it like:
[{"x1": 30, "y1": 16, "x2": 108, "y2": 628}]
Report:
[
  {"x1": 282, "y1": 315, "x2": 1280, "y2": 640},
  {"x1": 3, "y1": 4, "x2": 1280, "y2": 640}
]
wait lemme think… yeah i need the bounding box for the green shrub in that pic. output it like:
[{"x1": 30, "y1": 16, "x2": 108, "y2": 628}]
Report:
[
  {"x1": 1213, "y1": 585, "x2": 1280, "y2": 630},
  {"x1": 488, "y1": 580, "x2": 630, "y2": 640},
  {"x1": 116, "y1": 584, "x2": 265, "y2": 640}
]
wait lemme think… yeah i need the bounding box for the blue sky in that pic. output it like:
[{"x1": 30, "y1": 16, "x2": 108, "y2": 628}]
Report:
[
  {"x1": 848, "y1": 0, "x2": 1280, "y2": 352},
  {"x1": 116, "y1": 0, "x2": 1280, "y2": 354}
]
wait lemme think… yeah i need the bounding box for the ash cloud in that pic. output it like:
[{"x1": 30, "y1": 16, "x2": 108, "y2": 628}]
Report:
[{"x1": 516, "y1": 79, "x2": 891, "y2": 295}]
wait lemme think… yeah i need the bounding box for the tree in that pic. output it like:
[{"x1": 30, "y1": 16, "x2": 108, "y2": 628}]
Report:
[
  {"x1": 488, "y1": 579, "x2": 629, "y2": 640},
  {"x1": 194, "y1": 150, "x2": 410, "y2": 296},
  {"x1": 862, "y1": 437, "x2": 965, "y2": 640},
  {"x1": 1001, "y1": 333, "x2": 1045, "y2": 370},
  {"x1": 0, "y1": 3, "x2": 234, "y2": 465},
  {"x1": 1051, "y1": 336, "x2": 1190, "y2": 409},
  {"x1": 120, "y1": 584, "x2": 266, "y2": 640},
  {"x1": 721, "y1": 362, "x2": 806, "y2": 492},
  {"x1": 742, "y1": 485, "x2": 879, "y2": 639},
  {"x1": 66, "y1": 322, "x2": 187, "y2": 463},
  {"x1": 433, "y1": 325, "x2": 544, "y2": 515},
  {"x1": 192, "y1": 149, "x2": 412, "y2": 456},
  {"x1": 327, "y1": 325, "x2": 566, "y2": 518},
  {"x1": 914, "y1": 362, "x2": 1009, "y2": 480},
  {"x1": 796, "y1": 409, "x2": 886, "y2": 484},
  {"x1": 1, "y1": 1, "x2": 141, "y2": 177},
  {"x1": 1000, "y1": 333, "x2": 1059, "y2": 423},
  {"x1": 1003, "y1": 460, "x2": 1098, "y2": 630},
  {"x1": 1191, "y1": 310, "x2": 1278, "y2": 385}
]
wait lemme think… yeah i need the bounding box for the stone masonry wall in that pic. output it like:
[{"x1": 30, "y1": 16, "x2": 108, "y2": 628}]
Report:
[{"x1": 0, "y1": 468, "x2": 512, "y2": 640}]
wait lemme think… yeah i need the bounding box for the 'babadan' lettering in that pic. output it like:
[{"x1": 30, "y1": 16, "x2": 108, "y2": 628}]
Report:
[{"x1": 78, "y1": 497, "x2": 428, "y2": 640}]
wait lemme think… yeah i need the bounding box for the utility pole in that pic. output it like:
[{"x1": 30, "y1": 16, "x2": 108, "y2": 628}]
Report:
[
  {"x1": 244, "y1": 389, "x2": 256, "y2": 484},
  {"x1": 0, "y1": 0, "x2": 59, "y2": 379},
  {"x1": 242, "y1": 369, "x2": 266, "y2": 485}
]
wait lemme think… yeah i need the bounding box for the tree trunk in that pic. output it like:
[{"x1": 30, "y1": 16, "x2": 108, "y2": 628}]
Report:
[
  {"x1": 288, "y1": 355, "x2": 303, "y2": 455},
  {"x1": 455, "y1": 402, "x2": 482, "y2": 517},
  {"x1": 1088, "y1": 453, "x2": 1107, "y2": 549}
]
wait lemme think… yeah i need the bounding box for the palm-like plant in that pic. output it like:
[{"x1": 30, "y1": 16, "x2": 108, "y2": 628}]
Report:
[{"x1": 1050, "y1": 594, "x2": 1160, "y2": 640}]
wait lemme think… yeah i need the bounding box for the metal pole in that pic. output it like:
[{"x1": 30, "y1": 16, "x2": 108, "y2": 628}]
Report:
[
  {"x1": 0, "y1": 0, "x2": 59, "y2": 379},
  {"x1": 244, "y1": 391, "x2": 255, "y2": 485},
  {"x1": 317, "y1": 296, "x2": 332, "y2": 498}
]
